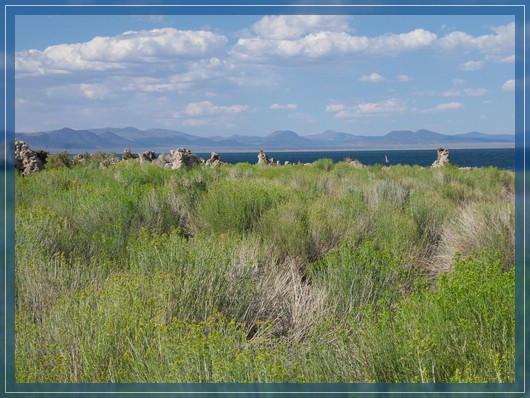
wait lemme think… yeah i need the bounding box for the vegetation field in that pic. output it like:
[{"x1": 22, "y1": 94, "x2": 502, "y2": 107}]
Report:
[{"x1": 15, "y1": 156, "x2": 515, "y2": 383}]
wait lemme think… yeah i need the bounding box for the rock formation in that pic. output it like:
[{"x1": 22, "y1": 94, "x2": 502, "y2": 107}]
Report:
[
  {"x1": 432, "y1": 147, "x2": 450, "y2": 167},
  {"x1": 205, "y1": 152, "x2": 223, "y2": 167},
  {"x1": 347, "y1": 159, "x2": 365, "y2": 169},
  {"x1": 122, "y1": 148, "x2": 136, "y2": 160},
  {"x1": 73, "y1": 153, "x2": 90, "y2": 165},
  {"x1": 15, "y1": 139, "x2": 47, "y2": 175},
  {"x1": 139, "y1": 150, "x2": 156, "y2": 164},
  {"x1": 99, "y1": 155, "x2": 120, "y2": 169},
  {"x1": 257, "y1": 149, "x2": 273, "y2": 165},
  {"x1": 170, "y1": 148, "x2": 203, "y2": 169}
]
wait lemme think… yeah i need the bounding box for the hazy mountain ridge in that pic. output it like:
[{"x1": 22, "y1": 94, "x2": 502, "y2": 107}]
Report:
[{"x1": 16, "y1": 127, "x2": 514, "y2": 153}]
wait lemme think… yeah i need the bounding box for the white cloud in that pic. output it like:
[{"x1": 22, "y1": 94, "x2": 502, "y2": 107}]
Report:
[
  {"x1": 493, "y1": 54, "x2": 515, "y2": 64},
  {"x1": 179, "y1": 100, "x2": 250, "y2": 117},
  {"x1": 326, "y1": 98, "x2": 408, "y2": 119},
  {"x1": 460, "y1": 60, "x2": 484, "y2": 71},
  {"x1": 502, "y1": 79, "x2": 515, "y2": 91},
  {"x1": 443, "y1": 88, "x2": 487, "y2": 97},
  {"x1": 250, "y1": 15, "x2": 351, "y2": 40},
  {"x1": 234, "y1": 19, "x2": 514, "y2": 63},
  {"x1": 16, "y1": 28, "x2": 228, "y2": 75},
  {"x1": 463, "y1": 88, "x2": 488, "y2": 96},
  {"x1": 325, "y1": 103, "x2": 346, "y2": 113},
  {"x1": 435, "y1": 101, "x2": 464, "y2": 111},
  {"x1": 79, "y1": 83, "x2": 109, "y2": 100},
  {"x1": 438, "y1": 22, "x2": 514, "y2": 56},
  {"x1": 359, "y1": 73, "x2": 385, "y2": 83},
  {"x1": 270, "y1": 103, "x2": 298, "y2": 110},
  {"x1": 232, "y1": 28, "x2": 437, "y2": 60},
  {"x1": 451, "y1": 78, "x2": 465, "y2": 86}
]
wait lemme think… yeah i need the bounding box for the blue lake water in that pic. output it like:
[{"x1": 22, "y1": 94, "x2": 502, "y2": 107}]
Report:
[{"x1": 197, "y1": 148, "x2": 515, "y2": 170}]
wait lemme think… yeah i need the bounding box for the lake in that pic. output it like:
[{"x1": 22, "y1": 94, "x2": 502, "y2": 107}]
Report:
[{"x1": 197, "y1": 148, "x2": 515, "y2": 170}]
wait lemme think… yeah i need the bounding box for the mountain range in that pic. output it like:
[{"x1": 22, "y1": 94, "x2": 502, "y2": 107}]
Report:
[{"x1": 15, "y1": 127, "x2": 514, "y2": 153}]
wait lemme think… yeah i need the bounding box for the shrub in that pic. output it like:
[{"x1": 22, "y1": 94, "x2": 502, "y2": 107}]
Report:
[
  {"x1": 198, "y1": 180, "x2": 285, "y2": 234},
  {"x1": 45, "y1": 151, "x2": 72, "y2": 169},
  {"x1": 312, "y1": 158, "x2": 334, "y2": 171},
  {"x1": 15, "y1": 160, "x2": 515, "y2": 383},
  {"x1": 309, "y1": 240, "x2": 414, "y2": 320},
  {"x1": 357, "y1": 251, "x2": 514, "y2": 383}
]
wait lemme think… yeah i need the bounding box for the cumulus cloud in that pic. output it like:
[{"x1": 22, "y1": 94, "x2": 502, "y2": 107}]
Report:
[
  {"x1": 270, "y1": 103, "x2": 298, "y2": 110},
  {"x1": 438, "y1": 22, "x2": 514, "y2": 56},
  {"x1": 502, "y1": 79, "x2": 515, "y2": 91},
  {"x1": 326, "y1": 98, "x2": 408, "y2": 119},
  {"x1": 460, "y1": 60, "x2": 484, "y2": 71},
  {"x1": 232, "y1": 27, "x2": 437, "y2": 60},
  {"x1": 359, "y1": 73, "x2": 385, "y2": 83},
  {"x1": 435, "y1": 101, "x2": 464, "y2": 111},
  {"x1": 16, "y1": 28, "x2": 228, "y2": 75}
]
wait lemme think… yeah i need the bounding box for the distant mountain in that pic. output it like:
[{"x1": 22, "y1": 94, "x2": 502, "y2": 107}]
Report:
[
  {"x1": 15, "y1": 127, "x2": 514, "y2": 153},
  {"x1": 263, "y1": 130, "x2": 314, "y2": 148},
  {"x1": 17, "y1": 128, "x2": 132, "y2": 151},
  {"x1": 454, "y1": 132, "x2": 514, "y2": 142},
  {"x1": 306, "y1": 130, "x2": 367, "y2": 145}
]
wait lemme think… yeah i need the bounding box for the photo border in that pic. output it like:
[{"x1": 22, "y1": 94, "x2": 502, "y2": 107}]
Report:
[{"x1": 2, "y1": 1, "x2": 526, "y2": 396}]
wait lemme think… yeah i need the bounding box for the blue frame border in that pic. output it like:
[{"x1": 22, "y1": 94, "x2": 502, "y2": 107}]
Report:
[{"x1": 2, "y1": 1, "x2": 526, "y2": 396}]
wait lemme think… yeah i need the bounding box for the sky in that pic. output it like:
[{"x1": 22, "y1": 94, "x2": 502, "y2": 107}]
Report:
[{"x1": 14, "y1": 13, "x2": 515, "y2": 137}]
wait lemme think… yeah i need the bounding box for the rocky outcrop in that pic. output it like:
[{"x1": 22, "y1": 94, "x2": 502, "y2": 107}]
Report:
[
  {"x1": 170, "y1": 148, "x2": 203, "y2": 169},
  {"x1": 122, "y1": 148, "x2": 137, "y2": 160},
  {"x1": 139, "y1": 150, "x2": 156, "y2": 164},
  {"x1": 149, "y1": 148, "x2": 203, "y2": 169},
  {"x1": 15, "y1": 139, "x2": 47, "y2": 175},
  {"x1": 347, "y1": 159, "x2": 365, "y2": 169},
  {"x1": 99, "y1": 155, "x2": 120, "y2": 169},
  {"x1": 432, "y1": 147, "x2": 450, "y2": 167},
  {"x1": 73, "y1": 153, "x2": 90, "y2": 165},
  {"x1": 205, "y1": 152, "x2": 223, "y2": 167},
  {"x1": 257, "y1": 149, "x2": 273, "y2": 165},
  {"x1": 151, "y1": 153, "x2": 173, "y2": 169}
]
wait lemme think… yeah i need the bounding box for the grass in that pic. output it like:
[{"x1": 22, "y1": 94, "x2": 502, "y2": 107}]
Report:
[{"x1": 15, "y1": 159, "x2": 515, "y2": 383}]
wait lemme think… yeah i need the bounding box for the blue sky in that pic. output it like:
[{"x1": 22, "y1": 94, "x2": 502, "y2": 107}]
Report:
[{"x1": 14, "y1": 13, "x2": 515, "y2": 137}]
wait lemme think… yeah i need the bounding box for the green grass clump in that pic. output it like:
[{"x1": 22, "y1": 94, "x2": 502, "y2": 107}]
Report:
[
  {"x1": 309, "y1": 240, "x2": 415, "y2": 320},
  {"x1": 15, "y1": 160, "x2": 515, "y2": 383},
  {"x1": 198, "y1": 180, "x2": 286, "y2": 234}
]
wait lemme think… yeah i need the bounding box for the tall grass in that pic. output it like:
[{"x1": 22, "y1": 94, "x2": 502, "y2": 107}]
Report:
[{"x1": 15, "y1": 160, "x2": 515, "y2": 383}]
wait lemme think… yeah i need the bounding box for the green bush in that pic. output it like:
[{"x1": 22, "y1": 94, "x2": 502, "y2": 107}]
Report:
[
  {"x1": 312, "y1": 158, "x2": 334, "y2": 171},
  {"x1": 45, "y1": 151, "x2": 72, "y2": 169},
  {"x1": 198, "y1": 180, "x2": 285, "y2": 234},
  {"x1": 357, "y1": 251, "x2": 514, "y2": 383},
  {"x1": 309, "y1": 240, "x2": 414, "y2": 320}
]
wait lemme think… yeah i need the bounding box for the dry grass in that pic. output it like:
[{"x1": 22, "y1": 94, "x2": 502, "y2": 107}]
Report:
[{"x1": 431, "y1": 198, "x2": 515, "y2": 275}]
